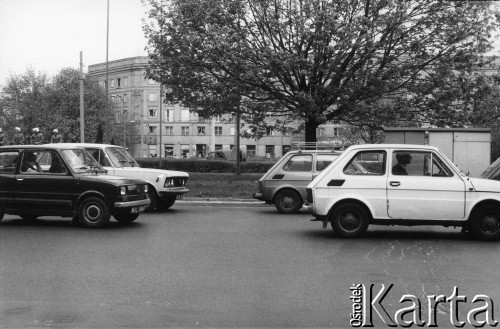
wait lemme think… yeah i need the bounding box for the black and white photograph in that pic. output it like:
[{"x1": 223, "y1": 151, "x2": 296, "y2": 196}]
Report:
[{"x1": 1, "y1": 0, "x2": 500, "y2": 327}]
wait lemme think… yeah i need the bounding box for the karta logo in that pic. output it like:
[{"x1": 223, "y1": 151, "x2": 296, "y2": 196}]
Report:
[{"x1": 350, "y1": 284, "x2": 498, "y2": 327}]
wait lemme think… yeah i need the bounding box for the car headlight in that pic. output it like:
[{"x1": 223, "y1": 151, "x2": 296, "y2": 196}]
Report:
[
  {"x1": 144, "y1": 185, "x2": 148, "y2": 193},
  {"x1": 120, "y1": 186, "x2": 127, "y2": 195},
  {"x1": 164, "y1": 178, "x2": 173, "y2": 187}
]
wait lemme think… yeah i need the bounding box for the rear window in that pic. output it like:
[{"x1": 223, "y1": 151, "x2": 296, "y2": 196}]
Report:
[
  {"x1": 283, "y1": 154, "x2": 312, "y2": 172},
  {"x1": 0, "y1": 151, "x2": 19, "y2": 174},
  {"x1": 344, "y1": 151, "x2": 386, "y2": 175}
]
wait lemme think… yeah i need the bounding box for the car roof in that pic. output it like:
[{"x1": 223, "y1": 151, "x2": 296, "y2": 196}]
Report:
[
  {"x1": 0, "y1": 144, "x2": 86, "y2": 151},
  {"x1": 47, "y1": 143, "x2": 122, "y2": 149},
  {"x1": 346, "y1": 144, "x2": 439, "y2": 151},
  {"x1": 286, "y1": 150, "x2": 342, "y2": 155}
]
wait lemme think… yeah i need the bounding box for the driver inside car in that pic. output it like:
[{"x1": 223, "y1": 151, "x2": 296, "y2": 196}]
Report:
[{"x1": 21, "y1": 152, "x2": 42, "y2": 173}]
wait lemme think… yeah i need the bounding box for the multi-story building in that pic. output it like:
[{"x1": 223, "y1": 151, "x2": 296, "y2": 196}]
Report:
[{"x1": 87, "y1": 56, "x2": 345, "y2": 158}]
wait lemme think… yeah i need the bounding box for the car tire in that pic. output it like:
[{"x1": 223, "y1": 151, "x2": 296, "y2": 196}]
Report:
[
  {"x1": 274, "y1": 189, "x2": 302, "y2": 214},
  {"x1": 157, "y1": 196, "x2": 176, "y2": 211},
  {"x1": 330, "y1": 202, "x2": 370, "y2": 238},
  {"x1": 78, "y1": 197, "x2": 111, "y2": 228},
  {"x1": 470, "y1": 205, "x2": 500, "y2": 241},
  {"x1": 146, "y1": 189, "x2": 158, "y2": 212},
  {"x1": 20, "y1": 215, "x2": 38, "y2": 221},
  {"x1": 114, "y1": 213, "x2": 140, "y2": 223}
]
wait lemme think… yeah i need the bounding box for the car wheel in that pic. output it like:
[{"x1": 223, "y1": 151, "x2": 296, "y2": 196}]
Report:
[
  {"x1": 114, "y1": 213, "x2": 140, "y2": 223},
  {"x1": 20, "y1": 215, "x2": 38, "y2": 221},
  {"x1": 330, "y1": 202, "x2": 370, "y2": 238},
  {"x1": 78, "y1": 197, "x2": 111, "y2": 228},
  {"x1": 470, "y1": 205, "x2": 500, "y2": 241},
  {"x1": 146, "y1": 189, "x2": 158, "y2": 212},
  {"x1": 157, "y1": 196, "x2": 176, "y2": 211},
  {"x1": 274, "y1": 189, "x2": 302, "y2": 214}
]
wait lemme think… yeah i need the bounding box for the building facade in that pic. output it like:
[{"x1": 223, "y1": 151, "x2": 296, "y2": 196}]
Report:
[{"x1": 88, "y1": 56, "x2": 345, "y2": 158}]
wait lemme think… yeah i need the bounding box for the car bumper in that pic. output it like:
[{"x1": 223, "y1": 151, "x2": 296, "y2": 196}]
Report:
[
  {"x1": 252, "y1": 192, "x2": 264, "y2": 201},
  {"x1": 301, "y1": 203, "x2": 313, "y2": 213},
  {"x1": 114, "y1": 199, "x2": 151, "y2": 208},
  {"x1": 159, "y1": 187, "x2": 190, "y2": 195}
]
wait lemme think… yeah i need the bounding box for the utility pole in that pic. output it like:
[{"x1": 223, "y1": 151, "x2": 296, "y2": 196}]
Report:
[
  {"x1": 79, "y1": 51, "x2": 84, "y2": 142},
  {"x1": 235, "y1": 110, "x2": 241, "y2": 175},
  {"x1": 105, "y1": 0, "x2": 109, "y2": 142}
]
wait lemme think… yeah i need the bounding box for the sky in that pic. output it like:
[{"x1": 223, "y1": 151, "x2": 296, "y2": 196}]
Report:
[{"x1": 0, "y1": 0, "x2": 150, "y2": 85}]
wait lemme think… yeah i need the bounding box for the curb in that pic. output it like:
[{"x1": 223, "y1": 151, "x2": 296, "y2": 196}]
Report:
[{"x1": 177, "y1": 198, "x2": 265, "y2": 206}]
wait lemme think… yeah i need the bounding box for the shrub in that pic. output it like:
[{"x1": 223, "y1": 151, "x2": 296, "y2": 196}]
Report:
[{"x1": 136, "y1": 158, "x2": 275, "y2": 173}]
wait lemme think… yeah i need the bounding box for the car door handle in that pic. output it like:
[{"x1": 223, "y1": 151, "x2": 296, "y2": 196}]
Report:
[{"x1": 390, "y1": 181, "x2": 400, "y2": 187}]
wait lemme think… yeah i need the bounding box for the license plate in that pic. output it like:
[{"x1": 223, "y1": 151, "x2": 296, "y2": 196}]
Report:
[{"x1": 131, "y1": 205, "x2": 147, "y2": 214}]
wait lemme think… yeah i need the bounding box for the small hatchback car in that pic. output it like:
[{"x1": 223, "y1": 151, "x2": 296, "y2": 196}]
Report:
[
  {"x1": 56, "y1": 143, "x2": 189, "y2": 211},
  {"x1": 0, "y1": 145, "x2": 150, "y2": 228},
  {"x1": 253, "y1": 150, "x2": 341, "y2": 213},
  {"x1": 305, "y1": 144, "x2": 500, "y2": 240}
]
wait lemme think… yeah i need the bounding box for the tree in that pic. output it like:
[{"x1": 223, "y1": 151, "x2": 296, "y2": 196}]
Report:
[
  {"x1": 0, "y1": 68, "x2": 115, "y2": 144},
  {"x1": 143, "y1": 0, "x2": 500, "y2": 142}
]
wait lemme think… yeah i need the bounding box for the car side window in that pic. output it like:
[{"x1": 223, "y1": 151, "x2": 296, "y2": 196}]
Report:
[
  {"x1": 316, "y1": 154, "x2": 339, "y2": 171},
  {"x1": 392, "y1": 151, "x2": 453, "y2": 177},
  {"x1": 22, "y1": 151, "x2": 68, "y2": 174},
  {"x1": 0, "y1": 151, "x2": 20, "y2": 174},
  {"x1": 344, "y1": 151, "x2": 386, "y2": 175},
  {"x1": 283, "y1": 154, "x2": 312, "y2": 172}
]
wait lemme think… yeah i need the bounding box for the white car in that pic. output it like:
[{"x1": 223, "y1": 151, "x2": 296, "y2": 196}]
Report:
[
  {"x1": 305, "y1": 144, "x2": 500, "y2": 240},
  {"x1": 55, "y1": 143, "x2": 189, "y2": 211}
]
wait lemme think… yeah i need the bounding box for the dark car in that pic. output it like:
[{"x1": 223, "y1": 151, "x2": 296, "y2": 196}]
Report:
[{"x1": 0, "y1": 145, "x2": 150, "y2": 228}]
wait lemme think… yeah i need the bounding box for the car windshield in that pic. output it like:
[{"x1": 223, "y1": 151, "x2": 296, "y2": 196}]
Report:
[
  {"x1": 60, "y1": 149, "x2": 105, "y2": 174},
  {"x1": 106, "y1": 147, "x2": 140, "y2": 168}
]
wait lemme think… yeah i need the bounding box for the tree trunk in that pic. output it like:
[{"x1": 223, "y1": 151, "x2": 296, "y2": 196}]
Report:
[{"x1": 304, "y1": 117, "x2": 319, "y2": 143}]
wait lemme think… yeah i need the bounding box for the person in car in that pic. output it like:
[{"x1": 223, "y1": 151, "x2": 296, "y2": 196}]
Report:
[
  {"x1": 21, "y1": 152, "x2": 42, "y2": 173},
  {"x1": 392, "y1": 153, "x2": 412, "y2": 175}
]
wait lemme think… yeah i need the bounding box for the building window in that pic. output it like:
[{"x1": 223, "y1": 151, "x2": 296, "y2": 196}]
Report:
[
  {"x1": 148, "y1": 126, "x2": 158, "y2": 134},
  {"x1": 266, "y1": 127, "x2": 274, "y2": 136},
  {"x1": 181, "y1": 126, "x2": 189, "y2": 135},
  {"x1": 333, "y1": 128, "x2": 340, "y2": 136},
  {"x1": 181, "y1": 144, "x2": 190, "y2": 157},
  {"x1": 165, "y1": 126, "x2": 173, "y2": 135},
  {"x1": 215, "y1": 126, "x2": 222, "y2": 135},
  {"x1": 181, "y1": 109, "x2": 190, "y2": 122},
  {"x1": 230, "y1": 127, "x2": 235, "y2": 135},
  {"x1": 282, "y1": 145, "x2": 291, "y2": 155},
  {"x1": 123, "y1": 77, "x2": 128, "y2": 86},
  {"x1": 214, "y1": 114, "x2": 222, "y2": 122},
  {"x1": 117, "y1": 78, "x2": 121, "y2": 87},
  {"x1": 165, "y1": 109, "x2": 174, "y2": 122},
  {"x1": 198, "y1": 126, "x2": 206, "y2": 135},
  {"x1": 215, "y1": 144, "x2": 223, "y2": 151},
  {"x1": 318, "y1": 127, "x2": 325, "y2": 137},
  {"x1": 164, "y1": 144, "x2": 174, "y2": 157},
  {"x1": 149, "y1": 109, "x2": 157, "y2": 118},
  {"x1": 110, "y1": 79, "x2": 115, "y2": 88},
  {"x1": 265, "y1": 145, "x2": 275, "y2": 157},
  {"x1": 246, "y1": 145, "x2": 256, "y2": 157},
  {"x1": 149, "y1": 93, "x2": 158, "y2": 102}
]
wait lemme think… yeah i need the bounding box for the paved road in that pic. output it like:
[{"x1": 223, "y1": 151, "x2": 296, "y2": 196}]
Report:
[{"x1": 0, "y1": 204, "x2": 499, "y2": 328}]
